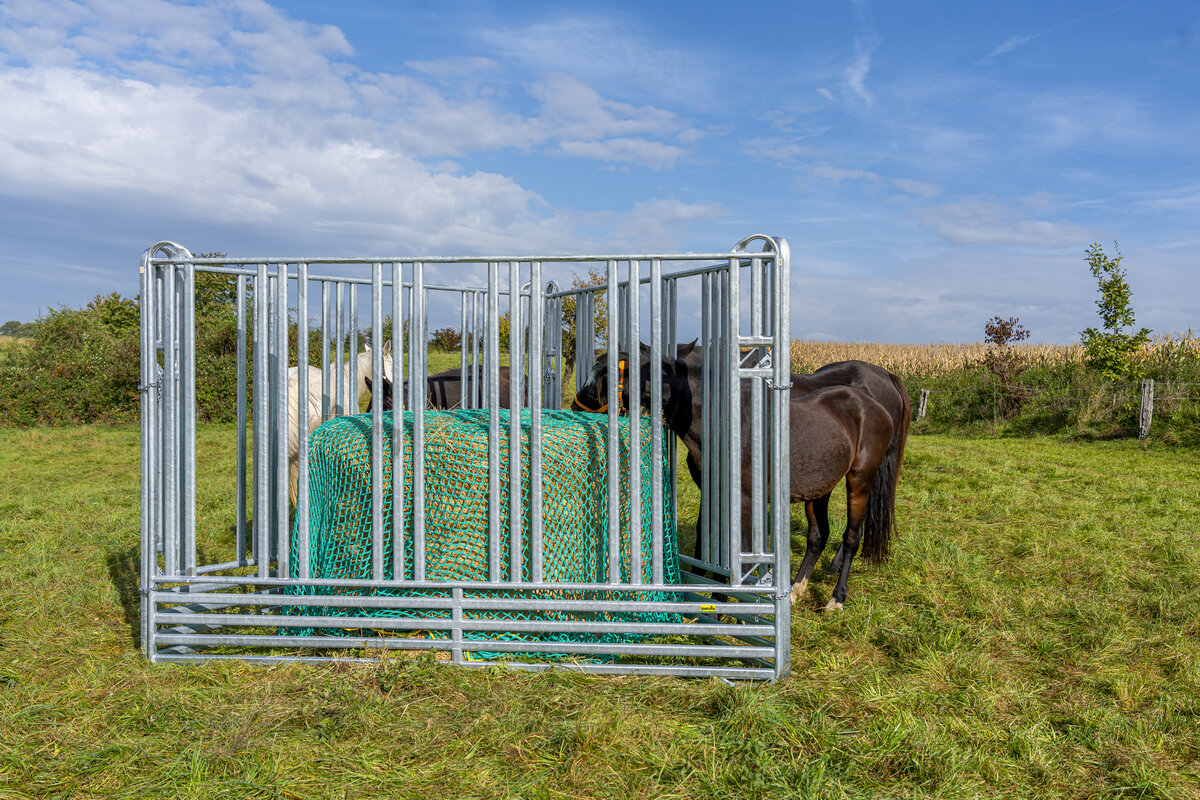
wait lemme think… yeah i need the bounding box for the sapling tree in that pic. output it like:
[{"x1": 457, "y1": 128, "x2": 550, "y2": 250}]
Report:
[
  {"x1": 983, "y1": 315, "x2": 1030, "y2": 416},
  {"x1": 1080, "y1": 242, "x2": 1150, "y2": 382}
]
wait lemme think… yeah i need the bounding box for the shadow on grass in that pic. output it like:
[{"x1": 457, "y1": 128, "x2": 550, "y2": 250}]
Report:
[{"x1": 106, "y1": 545, "x2": 141, "y2": 648}]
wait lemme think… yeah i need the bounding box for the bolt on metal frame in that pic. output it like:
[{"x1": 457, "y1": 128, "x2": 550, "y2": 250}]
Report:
[{"x1": 139, "y1": 235, "x2": 791, "y2": 680}]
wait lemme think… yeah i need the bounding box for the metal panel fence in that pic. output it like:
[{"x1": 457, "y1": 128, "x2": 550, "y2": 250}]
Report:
[{"x1": 139, "y1": 235, "x2": 792, "y2": 680}]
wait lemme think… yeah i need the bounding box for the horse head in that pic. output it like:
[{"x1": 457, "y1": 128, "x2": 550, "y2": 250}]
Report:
[{"x1": 571, "y1": 339, "x2": 697, "y2": 436}]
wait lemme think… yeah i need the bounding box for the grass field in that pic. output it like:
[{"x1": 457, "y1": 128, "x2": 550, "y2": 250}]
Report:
[{"x1": 2, "y1": 426, "x2": 1199, "y2": 799}]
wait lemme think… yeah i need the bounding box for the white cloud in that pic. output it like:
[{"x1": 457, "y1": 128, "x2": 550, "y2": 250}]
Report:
[
  {"x1": 0, "y1": 0, "x2": 707, "y2": 263},
  {"x1": 810, "y1": 164, "x2": 941, "y2": 197},
  {"x1": 608, "y1": 198, "x2": 725, "y2": 250},
  {"x1": 843, "y1": 36, "x2": 876, "y2": 108},
  {"x1": 913, "y1": 197, "x2": 1093, "y2": 248},
  {"x1": 742, "y1": 137, "x2": 813, "y2": 164},
  {"x1": 476, "y1": 13, "x2": 715, "y2": 106},
  {"x1": 558, "y1": 138, "x2": 686, "y2": 169},
  {"x1": 532, "y1": 74, "x2": 676, "y2": 135},
  {"x1": 814, "y1": 163, "x2": 881, "y2": 184},
  {"x1": 890, "y1": 177, "x2": 943, "y2": 198},
  {"x1": 978, "y1": 33, "x2": 1040, "y2": 64}
]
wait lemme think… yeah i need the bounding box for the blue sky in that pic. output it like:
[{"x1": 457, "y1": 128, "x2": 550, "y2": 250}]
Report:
[{"x1": 0, "y1": 0, "x2": 1196, "y2": 343}]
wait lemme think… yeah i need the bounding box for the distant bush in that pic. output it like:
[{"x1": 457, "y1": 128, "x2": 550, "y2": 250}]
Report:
[
  {"x1": 429, "y1": 327, "x2": 462, "y2": 352},
  {"x1": 0, "y1": 280, "x2": 244, "y2": 426},
  {"x1": 0, "y1": 320, "x2": 39, "y2": 337},
  {"x1": 0, "y1": 297, "x2": 141, "y2": 424}
]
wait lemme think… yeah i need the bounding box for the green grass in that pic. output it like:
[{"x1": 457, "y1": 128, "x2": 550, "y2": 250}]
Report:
[{"x1": 2, "y1": 426, "x2": 1199, "y2": 799}]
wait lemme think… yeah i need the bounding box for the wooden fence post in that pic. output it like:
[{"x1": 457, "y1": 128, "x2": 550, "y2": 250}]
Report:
[
  {"x1": 917, "y1": 389, "x2": 929, "y2": 421},
  {"x1": 1139, "y1": 379, "x2": 1154, "y2": 440}
]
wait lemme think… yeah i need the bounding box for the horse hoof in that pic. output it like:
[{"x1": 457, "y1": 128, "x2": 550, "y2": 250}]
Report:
[
  {"x1": 790, "y1": 577, "x2": 809, "y2": 603},
  {"x1": 823, "y1": 598, "x2": 844, "y2": 612}
]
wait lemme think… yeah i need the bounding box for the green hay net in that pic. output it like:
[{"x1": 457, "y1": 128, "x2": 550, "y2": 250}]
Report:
[{"x1": 282, "y1": 409, "x2": 681, "y2": 659}]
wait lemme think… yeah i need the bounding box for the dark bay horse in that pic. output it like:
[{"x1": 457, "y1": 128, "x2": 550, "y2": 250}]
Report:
[
  {"x1": 676, "y1": 345, "x2": 909, "y2": 566},
  {"x1": 573, "y1": 348, "x2": 896, "y2": 609},
  {"x1": 367, "y1": 366, "x2": 513, "y2": 411}
]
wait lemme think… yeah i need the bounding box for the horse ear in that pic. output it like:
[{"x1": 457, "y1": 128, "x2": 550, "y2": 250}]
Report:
[
  {"x1": 639, "y1": 341, "x2": 651, "y2": 355},
  {"x1": 383, "y1": 339, "x2": 392, "y2": 356},
  {"x1": 676, "y1": 339, "x2": 697, "y2": 358}
]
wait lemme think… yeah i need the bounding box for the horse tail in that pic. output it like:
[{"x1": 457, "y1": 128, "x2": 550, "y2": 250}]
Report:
[{"x1": 861, "y1": 372, "x2": 910, "y2": 562}]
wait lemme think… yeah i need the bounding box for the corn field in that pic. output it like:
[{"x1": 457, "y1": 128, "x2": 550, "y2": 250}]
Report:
[{"x1": 790, "y1": 330, "x2": 1200, "y2": 379}]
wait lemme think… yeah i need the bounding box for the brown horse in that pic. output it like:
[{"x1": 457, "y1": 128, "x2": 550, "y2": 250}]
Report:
[
  {"x1": 675, "y1": 345, "x2": 909, "y2": 566},
  {"x1": 573, "y1": 349, "x2": 896, "y2": 610}
]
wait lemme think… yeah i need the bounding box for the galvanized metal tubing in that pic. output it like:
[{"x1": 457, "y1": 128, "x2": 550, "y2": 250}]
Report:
[{"x1": 139, "y1": 238, "x2": 791, "y2": 680}]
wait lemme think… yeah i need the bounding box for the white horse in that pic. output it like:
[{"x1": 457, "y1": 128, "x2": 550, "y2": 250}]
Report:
[{"x1": 287, "y1": 341, "x2": 394, "y2": 505}]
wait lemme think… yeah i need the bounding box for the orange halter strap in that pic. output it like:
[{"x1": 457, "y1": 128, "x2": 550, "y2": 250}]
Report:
[{"x1": 573, "y1": 358, "x2": 627, "y2": 413}]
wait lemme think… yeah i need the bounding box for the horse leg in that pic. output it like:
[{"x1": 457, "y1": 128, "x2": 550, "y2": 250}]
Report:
[
  {"x1": 827, "y1": 542, "x2": 845, "y2": 575},
  {"x1": 790, "y1": 494, "x2": 831, "y2": 603},
  {"x1": 826, "y1": 479, "x2": 848, "y2": 573},
  {"x1": 826, "y1": 478, "x2": 871, "y2": 611}
]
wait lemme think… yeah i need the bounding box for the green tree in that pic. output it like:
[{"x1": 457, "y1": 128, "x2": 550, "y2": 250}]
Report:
[{"x1": 1080, "y1": 242, "x2": 1150, "y2": 382}]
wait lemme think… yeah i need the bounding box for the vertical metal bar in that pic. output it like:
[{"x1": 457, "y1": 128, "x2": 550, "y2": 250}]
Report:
[
  {"x1": 487, "y1": 262, "x2": 501, "y2": 580},
  {"x1": 297, "y1": 264, "x2": 310, "y2": 579},
  {"x1": 699, "y1": 273, "x2": 712, "y2": 567},
  {"x1": 618, "y1": 281, "x2": 629, "y2": 359},
  {"x1": 627, "y1": 260, "x2": 642, "y2": 584},
  {"x1": 665, "y1": 277, "x2": 677, "y2": 524},
  {"x1": 750, "y1": 257, "x2": 765, "y2": 555},
  {"x1": 649, "y1": 259, "x2": 664, "y2": 585},
  {"x1": 544, "y1": 289, "x2": 561, "y2": 410},
  {"x1": 472, "y1": 291, "x2": 482, "y2": 409},
  {"x1": 349, "y1": 286, "x2": 359, "y2": 412},
  {"x1": 574, "y1": 291, "x2": 587, "y2": 395},
  {"x1": 392, "y1": 263, "x2": 406, "y2": 580},
  {"x1": 772, "y1": 239, "x2": 793, "y2": 680},
  {"x1": 321, "y1": 281, "x2": 330, "y2": 420},
  {"x1": 154, "y1": 266, "x2": 166, "y2": 558},
  {"x1": 459, "y1": 293, "x2": 469, "y2": 400},
  {"x1": 725, "y1": 262, "x2": 742, "y2": 578},
  {"x1": 369, "y1": 263, "x2": 384, "y2": 581},
  {"x1": 266, "y1": 272, "x2": 278, "y2": 562},
  {"x1": 275, "y1": 266, "x2": 290, "y2": 578},
  {"x1": 181, "y1": 264, "x2": 196, "y2": 577},
  {"x1": 712, "y1": 269, "x2": 726, "y2": 573},
  {"x1": 160, "y1": 261, "x2": 178, "y2": 578},
  {"x1": 335, "y1": 282, "x2": 345, "y2": 416},
  {"x1": 412, "y1": 264, "x2": 427, "y2": 582},
  {"x1": 403, "y1": 286, "x2": 413, "y2": 411},
  {"x1": 508, "y1": 261, "x2": 523, "y2": 582},
  {"x1": 585, "y1": 292, "x2": 595, "y2": 381},
  {"x1": 235, "y1": 275, "x2": 248, "y2": 563},
  {"x1": 605, "y1": 259, "x2": 620, "y2": 583},
  {"x1": 138, "y1": 251, "x2": 155, "y2": 656},
  {"x1": 529, "y1": 263, "x2": 544, "y2": 583},
  {"x1": 254, "y1": 264, "x2": 270, "y2": 578}
]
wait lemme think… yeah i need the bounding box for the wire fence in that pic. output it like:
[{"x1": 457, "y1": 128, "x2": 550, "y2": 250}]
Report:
[{"x1": 914, "y1": 379, "x2": 1200, "y2": 439}]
